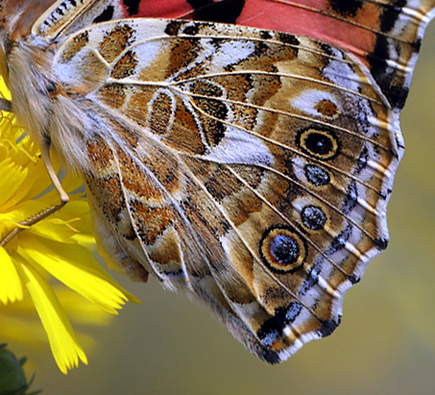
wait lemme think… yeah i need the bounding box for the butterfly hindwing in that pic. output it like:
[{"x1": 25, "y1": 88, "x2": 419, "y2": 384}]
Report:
[{"x1": 51, "y1": 18, "x2": 400, "y2": 361}]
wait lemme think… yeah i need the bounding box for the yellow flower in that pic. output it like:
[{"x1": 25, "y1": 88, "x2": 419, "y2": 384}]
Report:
[{"x1": 0, "y1": 78, "x2": 138, "y2": 374}]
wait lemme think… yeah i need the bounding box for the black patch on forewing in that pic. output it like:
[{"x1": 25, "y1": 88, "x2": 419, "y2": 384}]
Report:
[
  {"x1": 261, "y1": 30, "x2": 273, "y2": 40},
  {"x1": 165, "y1": 20, "x2": 184, "y2": 36},
  {"x1": 366, "y1": 0, "x2": 411, "y2": 110},
  {"x1": 278, "y1": 33, "x2": 300, "y2": 47},
  {"x1": 379, "y1": 0, "x2": 406, "y2": 32},
  {"x1": 206, "y1": 119, "x2": 225, "y2": 145},
  {"x1": 328, "y1": 0, "x2": 363, "y2": 17},
  {"x1": 93, "y1": 5, "x2": 114, "y2": 23},
  {"x1": 319, "y1": 42, "x2": 334, "y2": 57},
  {"x1": 187, "y1": 0, "x2": 245, "y2": 23},
  {"x1": 123, "y1": 0, "x2": 141, "y2": 16},
  {"x1": 367, "y1": 35, "x2": 409, "y2": 110},
  {"x1": 254, "y1": 41, "x2": 271, "y2": 57},
  {"x1": 183, "y1": 23, "x2": 200, "y2": 36}
]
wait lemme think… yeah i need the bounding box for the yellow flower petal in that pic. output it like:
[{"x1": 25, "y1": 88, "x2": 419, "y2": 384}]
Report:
[
  {"x1": 0, "y1": 90, "x2": 139, "y2": 372},
  {"x1": 20, "y1": 161, "x2": 56, "y2": 203},
  {"x1": 15, "y1": 257, "x2": 88, "y2": 374},
  {"x1": 72, "y1": 233, "x2": 96, "y2": 249},
  {"x1": 29, "y1": 217, "x2": 79, "y2": 243},
  {"x1": 54, "y1": 287, "x2": 115, "y2": 326},
  {"x1": 0, "y1": 77, "x2": 11, "y2": 100},
  {"x1": 57, "y1": 168, "x2": 87, "y2": 193},
  {"x1": 18, "y1": 236, "x2": 134, "y2": 313},
  {"x1": 2, "y1": 199, "x2": 50, "y2": 223},
  {"x1": 32, "y1": 200, "x2": 92, "y2": 242},
  {"x1": 0, "y1": 159, "x2": 29, "y2": 210},
  {"x1": 1, "y1": 200, "x2": 83, "y2": 244},
  {"x1": 0, "y1": 200, "x2": 53, "y2": 241},
  {"x1": 0, "y1": 246, "x2": 23, "y2": 304}
]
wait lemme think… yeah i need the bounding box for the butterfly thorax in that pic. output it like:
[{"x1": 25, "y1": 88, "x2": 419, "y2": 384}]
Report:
[
  {"x1": 2, "y1": 32, "x2": 97, "y2": 180},
  {"x1": 1, "y1": 33, "x2": 55, "y2": 141}
]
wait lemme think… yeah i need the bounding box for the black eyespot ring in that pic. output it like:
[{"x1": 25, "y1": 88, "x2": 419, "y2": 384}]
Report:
[
  {"x1": 259, "y1": 226, "x2": 307, "y2": 274},
  {"x1": 296, "y1": 128, "x2": 340, "y2": 160}
]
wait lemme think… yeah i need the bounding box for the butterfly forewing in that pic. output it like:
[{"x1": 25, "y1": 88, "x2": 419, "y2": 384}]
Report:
[
  {"x1": 107, "y1": 0, "x2": 435, "y2": 111},
  {"x1": 33, "y1": 0, "x2": 435, "y2": 111},
  {"x1": 32, "y1": 0, "x2": 126, "y2": 39}
]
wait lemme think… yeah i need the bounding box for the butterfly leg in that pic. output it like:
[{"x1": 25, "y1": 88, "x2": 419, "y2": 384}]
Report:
[
  {"x1": 0, "y1": 198, "x2": 68, "y2": 247},
  {"x1": 40, "y1": 140, "x2": 69, "y2": 204},
  {"x1": 0, "y1": 141, "x2": 69, "y2": 247}
]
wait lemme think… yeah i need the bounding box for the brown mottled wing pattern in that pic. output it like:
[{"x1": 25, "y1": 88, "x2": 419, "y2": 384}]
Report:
[{"x1": 53, "y1": 19, "x2": 400, "y2": 363}]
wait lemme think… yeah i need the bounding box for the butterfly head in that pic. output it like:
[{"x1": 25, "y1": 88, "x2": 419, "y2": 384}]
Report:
[{"x1": 0, "y1": 0, "x2": 58, "y2": 88}]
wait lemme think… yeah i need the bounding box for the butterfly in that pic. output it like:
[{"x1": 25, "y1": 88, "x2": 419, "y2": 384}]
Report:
[{"x1": 0, "y1": 0, "x2": 433, "y2": 364}]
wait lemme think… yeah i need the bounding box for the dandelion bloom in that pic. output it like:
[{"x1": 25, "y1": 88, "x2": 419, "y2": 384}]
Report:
[{"x1": 0, "y1": 78, "x2": 137, "y2": 374}]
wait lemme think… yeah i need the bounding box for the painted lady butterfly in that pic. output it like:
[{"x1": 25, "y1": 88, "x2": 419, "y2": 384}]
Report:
[{"x1": 0, "y1": 0, "x2": 433, "y2": 363}]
